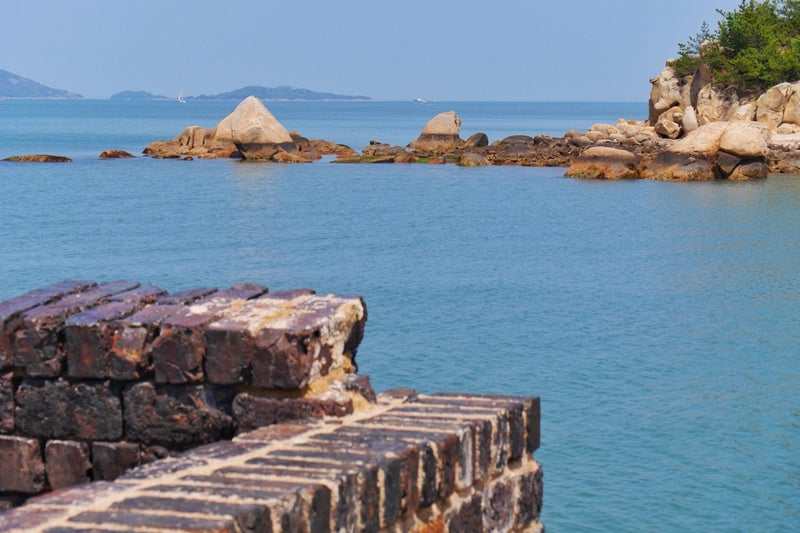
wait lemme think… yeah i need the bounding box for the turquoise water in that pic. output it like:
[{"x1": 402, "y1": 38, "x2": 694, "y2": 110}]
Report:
[{"x1": 1, "y1": 100, "x2": 798, "y2": 531}]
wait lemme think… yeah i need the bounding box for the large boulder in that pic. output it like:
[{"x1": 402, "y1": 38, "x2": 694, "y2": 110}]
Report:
[
  {"x1": 408, "y1": 111, "x2": 463, "y2": 152},
  {"x1": 648, "y1": 66, "x2": 690, "y2": 124},
  {"x1": 756, "y1": 82, "x2": 793, "y2": 129},
  {"x1": 641, "y1": 121, "x2": 769, "y2": 180},
  {"x1": 564, "y1": 147, "x2": 642, "y2": 179},
  {"x1": 228, "y1": 96, "x2": 298, "y2": 160}
]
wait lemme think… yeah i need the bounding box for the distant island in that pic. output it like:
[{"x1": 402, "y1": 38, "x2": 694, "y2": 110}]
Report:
[
  {"x1": 110, "y1": 90, "x2": 169, "y2": 101},
  {"x1": 190, "y1": 86, "x2": 372, "y2": 101},
  {"x1": 0, "y1": 69, "x2": 82, "y2": 99}
]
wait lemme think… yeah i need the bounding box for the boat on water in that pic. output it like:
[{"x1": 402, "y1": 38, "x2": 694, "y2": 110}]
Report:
[
  {"x1": 413, "y1": 97, "x2": 428, "y2": 105},
  {"x1": 178, "y1": 90, "x2": 186, "y2": 104}
]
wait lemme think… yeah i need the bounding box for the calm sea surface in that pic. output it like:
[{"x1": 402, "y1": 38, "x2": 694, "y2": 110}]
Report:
[{"x1": 0, "y1": 100, "x2": 798, "y2": 531}]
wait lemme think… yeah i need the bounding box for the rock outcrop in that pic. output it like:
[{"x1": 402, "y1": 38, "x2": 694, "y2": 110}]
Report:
[
  {"x1": 1, "y1": 154, "x2": 72, "y2": 163},
  {"x1": 641, "y1": 121, "x2": 769, "y2": 180},
  {"x1": 143, "y1": 96, "x2": 349, "y2": 162},
  {"x1": 227, "y1": 96, "x2": 303, "y2": 161},
  {"x1": 408, "y1": 111, "x2": 463, "y2": 152},
  {"x1": 98, "y1": 150, "x2": 135, "y2": 159},
  {"x1": 564, "y1": 147, "x2": 642, "y2": 179},
  {"x1": 648, "y1": 65, "x2": 800, "y2": 141}
]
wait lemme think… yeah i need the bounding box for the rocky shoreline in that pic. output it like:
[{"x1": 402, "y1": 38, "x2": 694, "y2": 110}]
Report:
[{"x1": 8, "y1": 68, "x2": 800, "y2": 180}]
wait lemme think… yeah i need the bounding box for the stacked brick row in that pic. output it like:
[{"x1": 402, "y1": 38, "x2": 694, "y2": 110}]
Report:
[
  {"x1": 0, "y1": 280, "x2": 369, "y2": 505},
  {"x1": 0, "y1": 391, "x2": 543, "y2": 533}
]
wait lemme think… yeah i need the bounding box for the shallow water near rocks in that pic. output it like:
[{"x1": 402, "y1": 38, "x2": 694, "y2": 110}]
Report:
[{"x1": 1, "y1": 100, "x2": 798, "y2": 531}]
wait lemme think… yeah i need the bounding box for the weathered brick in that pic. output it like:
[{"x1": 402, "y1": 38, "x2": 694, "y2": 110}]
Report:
[
  {"x1": 220, "y1": 461, "x2": 365, "y2": 533},
  {"x1": 14, "y1": 281, "x2": 140, "y2": 376},
  {"x1": 68, "y1": 510, "x2": 237, "y2": 532},
  {"x1": 64, "y1": 300, "x2": 144, "y2": 379},
  {"x1": 446, "y1": 493, "x2": 483, "y2": 533},
  {"x1": 154, "y1": 286, "x2": 217, "y2": 304},
  {"x1": 45, "y1": 440, "x2": 91, "y2": 489},
  {"x1": 106, "y1": 284, "x2": 167, "y2": 303},
  {"x1": 233, "y1": 393, "x2": 353, "y2": 433},
  {"x1": 150, "y1": 295, "x2": 245, "y2": 384},
  {"x1": 343, "y1": 373, "x2": 377, "y2": 403},
  {"x1": 205, "y1": 294, "x2": 366, "y2": 390},
  {"x1": 197, "y1": 283, "x2": 268, "y2": 301},
  {"x1": 428, "y1": 393, "x2": 541, "y2": 453},
  {"x1": 172, "y1": 474, "x2": 330, "y2": 533},
  {"x1": 0, "y1": 506, "x2": 69, "y2": 531},
  {"x1": 0, "y1": 371, "x2": 13, "y2": 433},
  {"x1": 123, "y1": 382, "x2": 233, "y2": 447},
  {"x1": 26, "y1": 480, "x2": 133, "y2": 507},
  {"x1": 151, "y1": 310, "x2": 215, "y2": 384},
  {"x1": 516, "y1": 462, "x2": 544, "y2": 528},
  {"x1": 272, "y1": 437, "x2": 417, "y2": 528},
  {"x1": 91, "y1": 442, "x2": 140, "y2": 481},
  {"x1": 356, "y1": 414, "x2": 478, "y2": 491},
  {"x1": 117, "y1": 455, "x2": 206, "y2": 481},
  {"x1": 0, "y1": 280, "x2": 95, "y2": 369},
  {"x1": 484, "y1": 477, "x2": 515, "y2": 532},
  {"x1": 106, "y1": 303, "x2": 185, "y2": 380},
  {"x1": 15, "y1": 379, "x2": 122, "y2": 440},
  {"x1": 234, "y1": 420, "x2": 321, "y2": 443},
  {"x1": 111, "y1": 495, "x2": 272, "y2": 533},
  {"x1": 0, "y1": 435, "x2": 45, "y2": 493}
]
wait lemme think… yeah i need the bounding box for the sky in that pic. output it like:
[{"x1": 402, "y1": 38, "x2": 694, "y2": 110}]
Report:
[{"x1": 1, "y1": 0, "x2": 745, "y2": 102}]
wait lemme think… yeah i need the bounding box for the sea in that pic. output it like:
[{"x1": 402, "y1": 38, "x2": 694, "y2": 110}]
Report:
[{"x1": 0, "y1": 99, "x2": 798, "y2": 532}]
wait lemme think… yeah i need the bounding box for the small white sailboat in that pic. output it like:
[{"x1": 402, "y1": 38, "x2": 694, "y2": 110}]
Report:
[{"x1": 178, "y1": 89, "x2": 186, "y2": 104}]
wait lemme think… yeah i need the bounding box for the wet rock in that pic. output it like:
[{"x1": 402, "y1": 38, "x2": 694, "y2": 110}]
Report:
[
  {"x1": 458, "y1": 153, "x2": 491, "y2": 167},
  {"x1": 565, "y1": 146, "x2": 642, "y2": 179},
  {"x1": 2, "y1": 154, "x2": 71, "y2": 163},
  {"x1": 463, "y1": 132, "x2": 489, "y2": 148},
  {"x1": 99, "y1": 150, "x2": 135, "y2": 159}
]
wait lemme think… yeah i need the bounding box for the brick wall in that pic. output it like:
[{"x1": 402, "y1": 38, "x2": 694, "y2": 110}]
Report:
[
  {"x1": 0, "y1": 280, "x2": 368, "y2": 504},
  {"x1": 0, "y1": 281, "x2": 543, "y2": 532}
]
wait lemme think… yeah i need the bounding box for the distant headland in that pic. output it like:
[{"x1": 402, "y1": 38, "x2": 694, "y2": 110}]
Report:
[
  {"x1": 0, "y1": 69, "x2": 82, "y2": 99},
  {"x1": 111, "y1": 86, "x2": 372, "y2": 102},
  {"x1": 1, "y1": 68, "x2": 371, "y2": 101}
]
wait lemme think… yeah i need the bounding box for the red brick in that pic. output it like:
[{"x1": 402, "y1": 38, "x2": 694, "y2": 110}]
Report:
[
  {"x1": 107, "y1": 284, "x2": 167, "y2": 303},
  {"x1": 0, "y1": 506, "x2": 69, "y2": 531},
  {"x1": 45, "y1": 440, "x2": 91, "y2": 489},
  {"x1": 0, "y1": 371, "x2": 13, "y2": 433},
  {"x1": 446, "y1": 493, "x2": 482, "y2": 533},
  {"x1": 14, "y1": 281, "x2": 140, "y2": 376},
  {"x1": 233, "y1": 393, "x2": 353, "y2": 433},
  {"x1": 91, "y1": 442, "x2": 140, "y2": 481},
  {"x1": 110, "y1": 495, "x2": 271, "y2": 533},
  {"x1": 15, "y1": 379, "x2": 123, "y2": 440},
  {"x1": 197, "y1": 283, "x2": 268, "y2": 301},
  {"x1": 154, "y1": 286, "x2": 217, "y2": 304},
  {"x1": 150, "y1": 299, "x2": 238, "y2": 384},
  {"x1": 484, "y1": 477, "x2": 515, "y2": 532},
  {"x1": 0, "y1": 280, "x2": 95, "y2": 369},
  {"x1": 106, "y1": 303, "x2": 185, "y2": 380},
  {"x1": 516, "y1": 465, "x2": 544, "y2": 527},
  {"x1": 206, "y1": 294, "x2": 366, "y2": 390},
  {"x1": 0, "y1": 435, "x2": 45, "y2": 493},
  {"x1": 67, "y1": 510, "x2": 237, "y2": 532},
  {"x1": 428, "y1": 393, "x2": 541, "y2": 453},
  {"x1": 64, "y1": 301, "x2": 144, "y2": 379},
  {"x1": 123, "y1": 382, "x2": 233, "y2": 447}
]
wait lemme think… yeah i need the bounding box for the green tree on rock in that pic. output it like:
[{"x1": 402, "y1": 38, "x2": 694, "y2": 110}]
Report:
[{"x1": 673, "y1": 0, "x2": 800, "y2": 93}]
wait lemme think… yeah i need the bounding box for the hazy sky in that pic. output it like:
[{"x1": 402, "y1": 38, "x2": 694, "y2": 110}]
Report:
[{"x1": 2, "y1": 0, "x2": 743, "y2": 101}]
